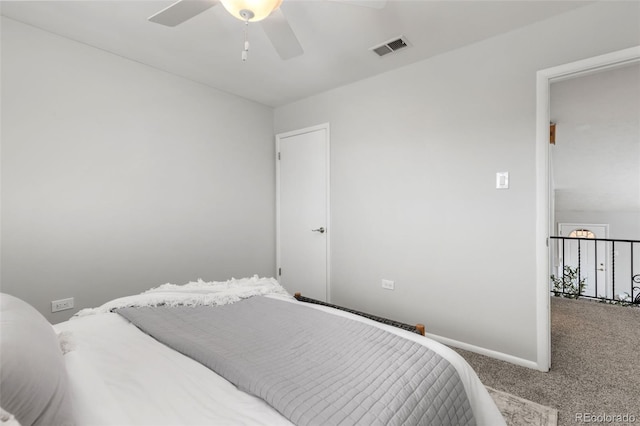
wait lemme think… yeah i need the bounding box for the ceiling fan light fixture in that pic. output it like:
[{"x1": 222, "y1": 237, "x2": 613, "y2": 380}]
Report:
[{"x1": 220, "y1": 0, "x2": 283, "y2": 22}]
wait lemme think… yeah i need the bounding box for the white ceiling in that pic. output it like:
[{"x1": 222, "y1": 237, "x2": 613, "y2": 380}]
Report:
[{"x1": 0, "y1": 0, "x2": 590, "y2": 107}]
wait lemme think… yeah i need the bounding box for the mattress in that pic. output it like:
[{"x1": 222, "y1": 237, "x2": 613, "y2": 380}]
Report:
[{"x1": 50, "y1": 277, "x2": 505, "y2": 426}]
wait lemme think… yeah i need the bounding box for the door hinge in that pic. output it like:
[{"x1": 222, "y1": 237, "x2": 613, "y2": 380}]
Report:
[
  {"x1": 277, "y1": 152, "x2": 281, "y2": 160},
  {"x1": 278, "y1": 267, "x2": 282, "y2": 276}
]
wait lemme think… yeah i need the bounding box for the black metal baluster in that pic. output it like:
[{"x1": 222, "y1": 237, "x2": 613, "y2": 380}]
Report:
[
  {"x1": 631, "y1": 243, "x2": 634, "y2": 303},
  {"x1": 612, "y1": 240, "x2": 615, "y2": 299},
  {"x1": 578, "y1": 239, "x2": 582, "y2": 298},
  {"x1": 594, "y1": 239, "x2": 598, "y2": 298},
  {"x1": 562, "y1": 239, "x2": 566, "y2": 295}
]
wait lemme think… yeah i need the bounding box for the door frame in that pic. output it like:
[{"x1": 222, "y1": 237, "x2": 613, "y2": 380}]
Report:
[
  {"x1": 535, "y1": 46, "x2": 640, "y2": 371},
  {"x1": 275, "y1": 123, "x2": 331, "y2": 301}
]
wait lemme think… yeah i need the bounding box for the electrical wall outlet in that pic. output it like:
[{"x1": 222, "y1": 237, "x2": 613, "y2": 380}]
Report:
[
  {"x1": 381, "y1": 279, "x2": 395, "y2": 290},
  {"x1": 51, "y1": 297, "x2": 74, "y2": 313}
]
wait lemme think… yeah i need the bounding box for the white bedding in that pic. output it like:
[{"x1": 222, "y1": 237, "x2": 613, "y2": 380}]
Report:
[{"x1": 54, "y1": 278, "x2": 505, "y2": 426}]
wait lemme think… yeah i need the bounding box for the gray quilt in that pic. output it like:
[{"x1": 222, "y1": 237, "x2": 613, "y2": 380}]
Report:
[{"x1": 117, "y1": 296, "x2": 475, "y2": 426}]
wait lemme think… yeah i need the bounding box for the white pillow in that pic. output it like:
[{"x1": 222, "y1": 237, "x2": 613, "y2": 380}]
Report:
[
  {"x1": 0, "y1": 293, "x2": 74, "y2": 426},
  {"x1": 0, "y1": 407, "x2": 21, "y2": 426}
]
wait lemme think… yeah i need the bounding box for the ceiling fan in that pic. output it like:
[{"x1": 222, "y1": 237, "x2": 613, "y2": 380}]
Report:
[{"x1": 148, "y1": 0, "x2": 387, "y2": 61}]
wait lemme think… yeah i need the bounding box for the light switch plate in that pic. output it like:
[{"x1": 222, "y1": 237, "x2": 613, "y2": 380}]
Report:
[{"x1": 496, "y1": 172, "x2": 509, "y2": 189}]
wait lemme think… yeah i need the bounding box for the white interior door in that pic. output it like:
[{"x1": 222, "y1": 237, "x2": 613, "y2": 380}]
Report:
[
  {"x1": 557, "y1": 223, "x2": 609, "y2": 298},
  {"x1": 276, "y1": 124, "x2": 329, "y2": 301}
]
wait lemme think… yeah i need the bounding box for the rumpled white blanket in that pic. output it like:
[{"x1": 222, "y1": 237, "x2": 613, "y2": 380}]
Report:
[{"x1": 74, "y1": 275, "x2": 291, "y2": 317}]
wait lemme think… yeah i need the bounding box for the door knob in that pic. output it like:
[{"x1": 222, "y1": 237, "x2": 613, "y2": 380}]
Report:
[
  {"x1": 312, "y1": 227, "x2": 325, "y2": 233},
  {"x1": 597, "y1": 263, "x2": 605, "y2": 271}
]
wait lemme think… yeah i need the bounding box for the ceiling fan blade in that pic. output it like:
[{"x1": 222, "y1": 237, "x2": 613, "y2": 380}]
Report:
[
  {"x1": 260, "y1": 8, "x2": 304, "y2": 60},
  {"x1": 148, "y1": 0, "x2": 219, "y2": 27},
  {"x1": 327, "y1": 0, "x2": 387, "y2": 9}
]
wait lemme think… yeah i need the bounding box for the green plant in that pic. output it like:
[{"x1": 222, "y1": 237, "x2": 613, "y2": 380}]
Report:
[
  {"x1": 551, "y1": 266, "x2": 587, "y2": 299},
  {"x1": 598, "y1": 291, "x2": 640, "y2": 307},
  {"x1": 598, "y1": 297, "x2": 634, "y2": 307}
]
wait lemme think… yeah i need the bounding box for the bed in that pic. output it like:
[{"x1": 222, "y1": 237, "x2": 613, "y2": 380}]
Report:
[{"x1": 0, "y1": 276, "x2": 505, "y2": 426}]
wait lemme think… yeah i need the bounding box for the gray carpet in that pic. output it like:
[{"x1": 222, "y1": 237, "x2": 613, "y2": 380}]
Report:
[{"x1": 453, "y1": 297, "x2": 640, "y2": 426}]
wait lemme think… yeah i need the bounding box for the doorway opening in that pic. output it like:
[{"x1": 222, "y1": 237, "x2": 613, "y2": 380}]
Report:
[{"x1": 535, "y1": 46, "x2": 640, "y2": 371}]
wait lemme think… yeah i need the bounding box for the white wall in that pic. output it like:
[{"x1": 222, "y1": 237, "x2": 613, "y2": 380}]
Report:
[
  {"x1": 274, "y1": 2, "x2": 640, "y2": 365},
  {"x1": 551, "y1": 63, "x2": 640, "y2": 234},
  {"x1": 1, "y1": 18, "x2": 276, "y2": 323},
  {"x1": 555, "y1": 211, "x2": 640, "y2": 240}
]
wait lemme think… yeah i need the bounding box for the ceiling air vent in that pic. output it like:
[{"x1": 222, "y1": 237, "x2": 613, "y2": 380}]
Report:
[{"x1": 371, "y1": 36, "x2": 410, "y2": 57}]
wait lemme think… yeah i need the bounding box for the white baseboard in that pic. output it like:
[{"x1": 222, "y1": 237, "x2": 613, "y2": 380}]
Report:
[{"x1": 425, "y1": 332, "x2": 545, "y2": 371}]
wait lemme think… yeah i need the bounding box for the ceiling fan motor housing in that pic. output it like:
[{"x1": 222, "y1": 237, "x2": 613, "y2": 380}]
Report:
[{"x1": 220, "y1": 0, "x2": 283, "y2": 22}]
